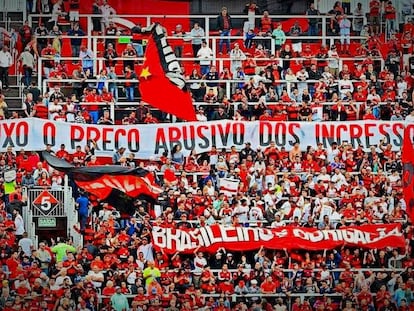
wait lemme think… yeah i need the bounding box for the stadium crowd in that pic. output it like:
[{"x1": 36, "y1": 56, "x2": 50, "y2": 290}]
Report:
[{"x1": 0, "y1": 0, "x2": 412, "y2": 310}]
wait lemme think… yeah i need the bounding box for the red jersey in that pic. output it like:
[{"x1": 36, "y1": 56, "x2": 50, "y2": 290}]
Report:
[{"x1": 369, "y1": 0, "x2": 380, "y2": 16}]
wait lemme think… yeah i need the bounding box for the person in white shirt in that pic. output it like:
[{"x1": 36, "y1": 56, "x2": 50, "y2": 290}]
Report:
[
  {"x1": 197, "y1": 40, "x2": 213, "y2": 76},
  {"x1": 136, "y1": 237, "x2": 154, "y2": 263},
  {"x1": 48, "y1": 98, "x2": 63, "y2": 120},
  {"x1": 18, "y1": 47, "x2": 35, "y2": 88},
  {"x1": 18, "y1": 232, "x2": 33, "y2": 257},
  {"x1": 316, "y1": 167, "x2": 331, "y2": 189},
  {"x1": 232, "y1": 199, "x2": 250, "y2": 224},
  {"x1": 87, "y1": 266, "x2": 104, "y2": 289},
  {"x1": 229, "y1": 42, "x2": 246, "y2": 75},
  {"x1": 189, "y1": 22, "x2": 205, "y2": 58},
  {"x1": 0, "y1": 45, "x2": 12, "y2": 90},
  {"x1": 193, "y1": 251, "x2": 207, "y2": 287},
  {"x1": 270, "y1": 214, "x2": 286, "y2": 228},
  {"x1": 330, "y1": 168, "x2": 347, "y2": 190},
  {"x1": 13, "y1": 208, "x2": 25, "y2": 240},
  {"x1": 49, "y1": 0, "x2": 66, "y2": 27},
  {"x1": 338, "y1": 73, "x2": 354, "y2": 99},
  {"x1": 327, "y1": 45, "x2": 339, "y2": 76},
  {"x1": 100, "y1": 0, "x2": 116, "y2": 31}
]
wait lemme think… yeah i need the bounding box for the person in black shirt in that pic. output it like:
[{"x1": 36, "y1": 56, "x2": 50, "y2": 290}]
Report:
[
  {"x1": 67, "y1": 22, "x2": 85, "y2": 64},
  {"x1": 35, "y1": 24, "x2": 48, "y2": 54},
  {"x1": 105, "y1": 20, "x2": 118, "y2": 49}
]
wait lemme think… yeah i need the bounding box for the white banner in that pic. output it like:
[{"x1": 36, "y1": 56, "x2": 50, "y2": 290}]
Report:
[{"x1": 0, "y1": 118, "x2": 412, "y2": 158}]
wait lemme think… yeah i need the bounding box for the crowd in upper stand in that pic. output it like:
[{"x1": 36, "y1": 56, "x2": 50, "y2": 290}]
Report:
[
  {"x1": 0, "y1": 0, "x2": 410, "y2": 124},
  {"x1": 0, "y1": 0, "x2": 413, "y2": 311}
]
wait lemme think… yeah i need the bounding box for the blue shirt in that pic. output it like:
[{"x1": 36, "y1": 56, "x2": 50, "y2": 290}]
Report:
[{"x1": 76, "y1": 195, "x2": 89, "y2": 216}]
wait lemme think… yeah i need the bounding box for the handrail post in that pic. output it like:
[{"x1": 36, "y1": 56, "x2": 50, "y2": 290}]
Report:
[
  {"x1": 37, "y1": 58, "x2": 42, "y2": 93},
  {"x1": 321, "y1": 16, "x2": 327, "y2": 47}
]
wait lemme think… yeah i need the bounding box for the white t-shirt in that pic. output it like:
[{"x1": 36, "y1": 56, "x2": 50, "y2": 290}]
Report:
[
  {"x1": 14, "y1": 215, "x2": 25, "y2": 235},
  {"x1": 18, "y1": 237, "x2": 33, "y2": 256}
]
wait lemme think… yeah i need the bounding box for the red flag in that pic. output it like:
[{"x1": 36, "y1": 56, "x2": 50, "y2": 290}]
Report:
[
  {"x1": 41, "y1": 151, "x2": 163, "y2": 201},
  {"x1": 75, "y1": 172, "x2": 163, "y2": 200},
  {"x1": 139, "y1": 23, "x2": 197, "y2": 121},
  {"x1": 402, "y1": 126, "x2": 414, "y2": 223}
]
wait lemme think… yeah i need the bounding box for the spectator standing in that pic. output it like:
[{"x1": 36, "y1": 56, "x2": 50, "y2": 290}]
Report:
[
  {"x1": 107, "y1": 66, "x2": 118, "y2": 102},
  {"x1": 71, "y1": 65, "x2": 87, "y2": 100},
  {"x1": 369, "y1": 0, "x2": 381, "y2": 35},
  {"x1": 342, "y1": 0, "x2": 351, "y2": 15},
  {"x1": 122, "y1": 43, "x2": 137, "y2": 72},
  {"x1": 13, "y1": 208, "x2": 25, "y2": 240},
  {"x1": 31, "y1": 98, "x2": 49, "y2": 119},
  {"x1": 51, "y1": 237, "x2": 76, "y2": 262},
  {"x1": 243, "y1": 1, "x2": 260, "y2": 30},
  {"x1": 75, "y1": 191, "x2": 90, "y2": 233},
  {"x1": 68, "y1": 0, "x2": 80, "y2": 28},
  {"x1": 18, "y1": 232, "x2": 33, "y2": 257},
  {"x1": 190, "y1": 22, "x2": 205, "y2": 60},
  {"x1": 35, "y1": 23, "x2": 48, "y2": 54},
  {"x1": 91, "y1": 0, "x2": 101, "y2": 36},
  {"x1": 339, "y1": 15, "x2": 351, "y2": 54},
  {"x1": 67, "y1": 22, "x2": 85, "y2": 65},
  {"x1": 271, "y1": 23, "x2": 286, "y2": 53},
  {"x1": 306, "y1": 2, "x2": 320, "y2": 37},
  {"x1": 229, "y1": 42, "x2": 246, "y2": 75},
  {"x1": 104, "y1": 20, "x2": 118, "y2": 49},
  {"x1": 103, "y1": 43, "x2": 118, "y2": 71},
  {"x1": 352, "y1": 3, "x2": 364, "y2": 33},
  {"x1": 110, "y1": 286, "x2": 129, "y2": 311},
  {"x1": 328, "y1": 45, "x2": 340, "y2": 76},
  {"x1": 0, "y1": 45, "x2": 12, "y2": 91},
  {"x1": 172, "y1": 24, "x2": 185, "y2": 59},
  {"x1": 197, "y1": 40, "x2": 213, "y2": 76},
  {"x1": 19, "y1": 20, "x2": 32, "y2": 49},
  {"x1": 289, "y1": 20, "x2": 303, "y2": 56},
  {"x1": 123, "y1": 65, "x2": 137, "y2": 102},
  {"x1": 384, "y1": 1, "x2": 396, "y2": 40},
  {"x1": 217, "y1": 7, "x2": 232, "y2": 55},
  {"x1": 18, "y1": 46, "x2": 35, "y2": 88},
  {"x1": 79, "y1": 45, "x2": 94, "y2": 75},
  {"x1": 100, "y1": 0, "x2": 116, "y2": 34},
  {"x1": 258, "y1": 10, "x2": 272, "y2": 50},
  {"x1": 48, "y1": 0, "x2": 66, "y2": 29}
]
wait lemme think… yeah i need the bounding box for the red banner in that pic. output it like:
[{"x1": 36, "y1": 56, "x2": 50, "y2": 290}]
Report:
[{"x1": 152, "y1": 224, "x2": 405, "y2": 254}]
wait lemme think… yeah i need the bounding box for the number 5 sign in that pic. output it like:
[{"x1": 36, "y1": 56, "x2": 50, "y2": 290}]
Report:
[{"x1": 33, "y1": 190, "x2": 59, "y2": 214}]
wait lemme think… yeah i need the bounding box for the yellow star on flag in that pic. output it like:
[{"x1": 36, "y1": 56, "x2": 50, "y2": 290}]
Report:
[{"x1": 140, "y1": 66, "x2": 152, "y2": 79}]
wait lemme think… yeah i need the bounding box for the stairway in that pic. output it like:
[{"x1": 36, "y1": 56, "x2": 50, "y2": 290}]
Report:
[{"x1": 4, "y1": 75, "x2": 23, "y2": 111}]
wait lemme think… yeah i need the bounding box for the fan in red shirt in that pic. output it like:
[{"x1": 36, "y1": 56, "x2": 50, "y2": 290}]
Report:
[
  {"x1": 260, "y1": 275, "x2": 277, "y2": 293},
  {"x1": 353, "y1": 86, "x2": 367, "y2": 102},
  {"x1": 302, "y1": 154, "x2": 321, "y2": 172},
  {"x1": 72, "y1": 145, "x2": 86, "y2": 165},
  {"x1": 55, "y1": 143, "x2": 71, "y2": 162},
  {"x1": 84, "y1": 88, "x2": 102, "y2": 123},
  {"x1": 101, "y1": 281, "x2": 116, "y2": 304}
]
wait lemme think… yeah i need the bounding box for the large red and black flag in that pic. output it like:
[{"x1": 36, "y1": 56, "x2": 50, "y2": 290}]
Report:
[
  {"x1": 402, "y1": 126, "x2": 414, "y2": 224},
  {"x1": 42, "y1": 152, "x2": 163, "y2": 200},
  {"x1": 139, "y1": 23, "x2": 197, "y2": 121}
]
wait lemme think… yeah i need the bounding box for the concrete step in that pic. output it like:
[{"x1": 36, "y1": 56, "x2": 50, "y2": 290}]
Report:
[{"x1": 6, "y1": 97, "x2": 22, "y2": 110}]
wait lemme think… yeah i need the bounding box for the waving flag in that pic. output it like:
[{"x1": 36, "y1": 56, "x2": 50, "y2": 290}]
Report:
[
  {"x1": 402, "y1": 126, "x2": 414, "y2": 224},
  {"x1": 139, "y1": 23, "x2": 197, "y2": 121},
  {"x1": 42, "y1": 152, "x2": 163, "y2": 200},
  {"x1": 219, "y1": 178, "x2": 239, "y2": 197}
]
